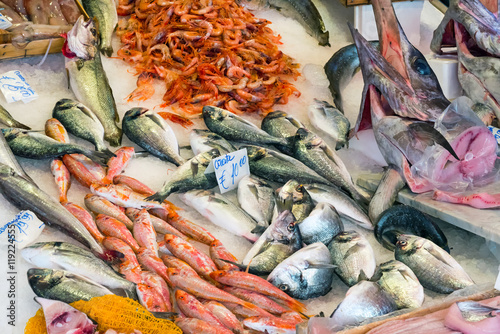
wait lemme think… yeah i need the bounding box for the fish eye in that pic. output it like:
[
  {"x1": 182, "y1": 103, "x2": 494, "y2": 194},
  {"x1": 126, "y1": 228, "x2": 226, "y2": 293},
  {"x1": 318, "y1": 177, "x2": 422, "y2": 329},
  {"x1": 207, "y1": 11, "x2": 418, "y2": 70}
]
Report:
[
  {"x1": 279, "y1": 284, "x2": 289, "y2": 291},
  {"x1": 287, "y1": 223, "x2": 295, "y2": 232},
  {"x1": 411, "y1": 57, "x2": 431, "y2": 76},
  {"x1": 398, "y1": 240, "x2": 407, "y2": 247}
]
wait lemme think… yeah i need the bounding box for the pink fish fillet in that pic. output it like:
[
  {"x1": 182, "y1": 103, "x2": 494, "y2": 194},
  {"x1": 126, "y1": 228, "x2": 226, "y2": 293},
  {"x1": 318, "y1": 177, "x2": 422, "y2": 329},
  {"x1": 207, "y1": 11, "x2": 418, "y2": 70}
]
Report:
[
  {"x1": 35, "y1": 297, "x2": 96, "y2": 334},
  {"x1": 444, "y1": 301, "x2": 500, "y2": 334},
  {"x1": 433, "y1": 190, "x2": 500, "y2": 209}
]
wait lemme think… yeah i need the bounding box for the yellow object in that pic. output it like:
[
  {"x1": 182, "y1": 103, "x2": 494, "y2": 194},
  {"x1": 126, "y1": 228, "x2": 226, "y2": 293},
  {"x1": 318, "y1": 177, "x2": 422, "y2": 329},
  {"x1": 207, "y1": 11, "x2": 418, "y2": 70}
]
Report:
[{"x1": 24, "y1": 295, "x2": 182, "y2": 334}]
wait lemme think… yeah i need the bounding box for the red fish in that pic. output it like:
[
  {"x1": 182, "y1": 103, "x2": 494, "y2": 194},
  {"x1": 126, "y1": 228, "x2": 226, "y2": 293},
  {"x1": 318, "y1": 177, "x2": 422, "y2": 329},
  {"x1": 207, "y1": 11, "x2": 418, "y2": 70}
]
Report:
[
  {"x1": 175, "y1": 290, "x2": 225, "y2": 327},
  {"x1": 132, "y1": 209, "x2": 158, "y2": 256},
  {"x1": 96, "y1": 214, "x2": 140, "y2": 252},
  {"x1": 64, "y1": 202, "x2": 104, "y2": 244},
  {"x1": 84, "y1": 194, "x2": 134, "y2": 229},
  {"x1": 51, "y1": 158, "x2": 71, "y2": 203},
  {"x1": 102, "y1": 147, "x2": 135, "y2": 184}
]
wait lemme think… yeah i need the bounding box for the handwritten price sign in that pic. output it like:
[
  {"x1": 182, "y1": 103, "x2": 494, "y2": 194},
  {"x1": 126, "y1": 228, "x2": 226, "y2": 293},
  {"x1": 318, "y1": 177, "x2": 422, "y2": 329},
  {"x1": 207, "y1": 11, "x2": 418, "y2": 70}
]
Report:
[
  {"x1": 206, "y1": 148, "x2": 250, "y2": 194},
  {"x1": 0, "y1": 12, "x2": 13, "y2": 29},
  {"x1": 0, "y1": 70, "x2": 38, "y2": 104},
  {"x1": 0, "y1": 210, "x2": 45, "y2": 249}
]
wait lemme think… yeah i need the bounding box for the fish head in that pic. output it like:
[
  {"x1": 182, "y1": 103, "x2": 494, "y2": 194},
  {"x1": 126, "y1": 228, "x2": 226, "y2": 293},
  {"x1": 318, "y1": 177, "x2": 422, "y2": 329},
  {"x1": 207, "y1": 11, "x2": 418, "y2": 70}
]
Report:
[
  {"x1": 124, "y1": 107, "x2": 150, "y2": 121},
  {"x1": 349, "y1": 17, "x2": 449, "y2": 133},
  {"x1": 1, "y1": 127, "x2": 26, "y2": 141},
  {"x1": 272, "y1": 210, "x2": 300, "y2": 243},
  {"x1": 395, "y1": 234, "x2": 423, "y2": 255},
  {"x1": 27, "y1": 268, "x2": 63, "y2": 291},
  {"x1": 202, "y1": 105, "x2": 231, "y2": 122},
  {"x1": 268, "y1": 265, "x2": 306, "y2": 297},
  {"x1": 64, "y1": 16, "x2": 98, "y2": 60},
  {"x1": 246, "y1": 145, "x2": 268, "y2": 162},
  {"x1": 54, "y1": 98, "x2": 80, "y2": 111},
  {"x1": 293, "y1": 127, "x2": 323, "y2": 153}
]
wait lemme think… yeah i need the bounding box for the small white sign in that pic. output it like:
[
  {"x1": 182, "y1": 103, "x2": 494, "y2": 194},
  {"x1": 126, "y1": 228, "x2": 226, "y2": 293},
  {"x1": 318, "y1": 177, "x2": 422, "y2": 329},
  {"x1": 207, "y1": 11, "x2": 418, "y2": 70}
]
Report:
[
  {"x1": 0, "y1": 211, "x2": 45, "y2": 249},
  {"x1": 488, "y1": 126, "x2": 500, "y2": 145},
  {"x1": 206, "y1": 148, "x2": 250, "y2": 194},
  {"x1": 0, "y1": 70, "x2": 38, "y2": 104},
  {"x1": 495, "y1": 266, "x2": 500, "y2": 291},
  {"x1": 0, "y1": 13, "x2": 13, "y2": 29}
]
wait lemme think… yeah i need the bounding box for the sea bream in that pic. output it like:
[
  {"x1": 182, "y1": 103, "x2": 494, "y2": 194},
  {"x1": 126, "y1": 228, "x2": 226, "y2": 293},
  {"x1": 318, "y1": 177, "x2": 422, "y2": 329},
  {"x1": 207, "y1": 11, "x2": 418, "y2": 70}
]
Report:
[
  {"x1": 237, "y1": 175, "x2": 275, "y2": 228},
  {"x1": 298, "y1": 202, "x2": 343, "y2": 245},
  {"x1": 190, "y1": 129, "x2": 237, "y2": 156},
  {"x1": 63, "y1": 16, "x2": 122, "y2": 146},
  {"x1": 276, "y1": 179, "x2": 314, "y2": 223},
  {"x1": 261, "y1": 110, "x2": 305, "y2": 155},
  {"x1": 308, "y1": 99, "x2": 350, "y2": 150}
]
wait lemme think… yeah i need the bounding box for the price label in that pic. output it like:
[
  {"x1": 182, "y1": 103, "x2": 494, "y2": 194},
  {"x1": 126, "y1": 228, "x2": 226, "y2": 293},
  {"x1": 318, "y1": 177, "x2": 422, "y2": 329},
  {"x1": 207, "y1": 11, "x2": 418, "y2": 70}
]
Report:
[
  {"x1": 0, "y1": 70, "x2": 38, "y2": 104},
  {"x1": 206, "y1": 148, "x2": 250, "y2": 194},
  {"x1": 0, "y1": 211, "x2": 45, "y2": 249},
  {"x1": 487, "y1": 126, "x2": 500, "y2": 145},
  {"x1": 0, "y1": 12, "x2": 13, "y2": 29}
]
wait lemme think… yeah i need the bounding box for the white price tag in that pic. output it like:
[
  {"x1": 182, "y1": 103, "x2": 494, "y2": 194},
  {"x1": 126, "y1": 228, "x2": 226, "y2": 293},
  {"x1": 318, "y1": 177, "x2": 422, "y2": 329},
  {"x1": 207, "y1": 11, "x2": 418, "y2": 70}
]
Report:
[
  {"x1": 1, "y1": 211, "x2": 45, "y2": 249},
  {"x1": 206, "y1": 148, "x2": 250, "y2": 194},
  {"x1": 0, "y1": 70, "x2": 38, "y2": 103},
  {"x1": 495, "y1": 266, "x2": 500, "y2": 291},
  {"x1": 488, "y1": 126, "x2": 500, "y2": 145},
  {"x1": 0, "y1": 13, "x2": 13, "y2": 29}
]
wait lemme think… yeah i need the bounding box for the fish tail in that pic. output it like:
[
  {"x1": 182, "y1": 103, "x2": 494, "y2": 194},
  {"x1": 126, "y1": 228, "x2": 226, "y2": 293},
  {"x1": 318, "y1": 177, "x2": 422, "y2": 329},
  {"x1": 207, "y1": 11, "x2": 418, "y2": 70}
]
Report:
[
  {"x1": 125, "y1": 282, "x2": 139, "y2": 300},
  {"x1": 83, "y1": 149, "x2": 116, "y2": 166},
  {"x1": 145, "y1": 191, "x2": 168, "y2": 203},
  {"x1": 277, "y1": 298, "x2": 307, "y2": 314},
  {"x1": 13, "y1": 121, "x2": 31, "y2": 130}
]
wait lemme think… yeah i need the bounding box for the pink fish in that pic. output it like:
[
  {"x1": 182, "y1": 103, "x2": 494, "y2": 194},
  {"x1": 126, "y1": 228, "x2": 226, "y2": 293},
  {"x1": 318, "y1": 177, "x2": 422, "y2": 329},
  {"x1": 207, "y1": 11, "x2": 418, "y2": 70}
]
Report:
[
  {"x1": 84, "y1": 194, "x2": 133, "y2": 229},
  {"x1": 64, "y1": 202, "x2": 105, "y2": 244},
  {"x1": 132, "y1": 209, "x2": 158, "y2": 256},
  {"x1": 95, "y1": 214, "x2": 140, "y2": 252},
  {"x1": 126, "y1": 207, "x2": 187, "y2": 240},
  {"x1": 51, "y1": 158, "x2": 71, "y2": 203},
  {"x1": 203, "y1": 301, "x2": 247, "y2": 334},
  {"x1": 140, "y1": 271, "x2": 172, "y2": 311},
  {"x1": 102, "y1": 147, "x2": 135, "y2": 184},
  {"x1": 136, "y1": 283, "x2": 170, "y2": 312},
  {"x1": 137, "y1": 248, "x2": 170, "y2": 285},
  {"x1": 175, "y1": 290, "x2": 225, "y2": 328},
  {"x1": 175, "y1": 318, "x2": 233, "y2": 334},
  {"x1": 242, "y1": 316, "x2": 301, "y2": 334},
  {"x1": 209, "y1": 239, "x2": 240, "y2": 272},
  {"x1": 63, "y1": 155, "x2": 103, "y2": 188},
  {"x1": 113, "y1": 174, "x2": 156, "y2": 195},
  {"x1": 91, "y1": 183, "x2": 164, "y2": 209}
]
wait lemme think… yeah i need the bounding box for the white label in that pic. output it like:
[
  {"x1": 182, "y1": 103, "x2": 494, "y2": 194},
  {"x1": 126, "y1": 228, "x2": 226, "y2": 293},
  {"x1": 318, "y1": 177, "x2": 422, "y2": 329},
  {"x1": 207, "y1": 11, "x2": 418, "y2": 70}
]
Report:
[
  {"x1": 0, "y1": 71, "x2": 38, "y2": 104},
  {"x1": 495, "y1": 266, "x2": 500, "y2": 291},
  {"x1": 487, "y1": 126, "x2": 500, "y2": 145},
  {"x1": 0, "y1": 13, "x2": 12, "y2": 29},
  {"x1": 207, "y1": 148, "x2": 250, "y2": 194},
  {"x1": 0, "y1": 211, "x2": 45, "y2": 249}
]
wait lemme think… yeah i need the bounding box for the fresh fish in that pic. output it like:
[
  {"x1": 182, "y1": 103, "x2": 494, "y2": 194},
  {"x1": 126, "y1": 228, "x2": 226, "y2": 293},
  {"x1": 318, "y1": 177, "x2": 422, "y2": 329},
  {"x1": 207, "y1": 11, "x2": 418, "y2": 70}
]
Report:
[
  {"x1": 102, "y1": 237, "x2": 140, "y2": 269},
  {"x1": 2, "y1": 128, "x2": 113, "y2": 165},
  {"x1": 299, "y1": 202, "x2": 343, "y2": 245},
  {"x1": 136, "y1": 282, "x2": 169, "y2": 312},
  {"x1": 63, "y1": 202, "x2": 105, "y2": 244},
  {"x1": 237, "y1": 175, "x2": 275, "y2": 229},
  {"x1": 304, "y1": 183, "x2": 372, "y2": 229},
  {"x1": 368, "y1": 167, "x2": 405, "y2": 224},
  {"x1": 190, "y1": 129, "x2": 236, "y2": 156},
  {"x1": 145, "y1": 149, "x2": 220, "y2": 203},
  {"x1": 324, "y1": 41, "x2": 379, "y2": 113},
  {"x1": 0, "y1": 164, "x2": 103, "y2": 254},
  {"x1": 175, "y1": 318, "x2": 233, "y2": 334},
  {"x1": 222, "y1": 287, "x2": 288, "y2": 315},
  {"x1": 209, "y1": 270, "x2": 307, "y2": 313},
  {"x1": 136, "y1": 248, "x2": 170, "y2": 283},
  {"x1": 140, "y1": 271, "x2": 171, "y2": 311},
  {"x1": 84, "y1": 193, "x2": 133, "y2": 228},
  {"x1": 52, "y1": 98, "x2": 114, "y2": 155},
  {"x1": 113, "y1": 174, "x2": 155, "y2": 195},
  {"x1": 35, "y1": 297, "x2": 96, "y2": 334},
  {"x1": 176, "y1": 290, "x2": 225, "y2": 328},
  {"x1": 203, "y1": 106, "x2": 288, "y2": 146},
  {"x1": 161, "y1": 254, "x2": 199, "y2": 277},
  {"x1": 28, "y1": 268, "x2": 113, "y2": 304},
  {"x1": 122, "y1": 108, "x2": 184, "y2": 166},
  {"x1": 0, "y1": 103, "x2": 30, "y2": 129},
  {"x1": 242, "y1": 210, "x2": 302, "y2": 275},
  {"x1": 102, "y1": 146, "x2": 135, "y2": 184},
  {"x1": 328, "y1": 230, "x2": 376, "y2": 286},
  {"x1": 330, "y1": 280, "x2": 398, "y2": 329},
  {"x1": 261, "y1": 110, "x2": 304, "y2": 155},
  {"x1": 472, "y1": 103, "x2": 497, "y2": 126},
  {"x1": 22, "y1": 241, "x2": 136, "y2": 298},
  {"x1": 0, "y1": 125, "x2": 32, "y2": 183},
  {"x1": 242, "y1": 316, "x2": 300, "y2": 334},
  {"x1": 372, "y1": 260, "x2": 424, "y2": 309},
  {"x1": 244, "y1": 145, "x2": 330, "y2": 186},
  {"x1": 395, "y1": 234, "x2": 474, "y2": 293},
  {"x1": 80, "y1": 0, "x2": 118, "y2": 56},
  {"x1": 293, "y1": 128, "x2": 367, "y2": 204},
  {"x1": 126, "y1": 208, "x2": 187, "y2": 239},
  {"x1": 209, "y1": 239, "x2": 240, "y2": 272},
  {"x1": 96, "y1": 214, "x2": 140, "y2": 252},
  {"x1": 203, "y1": 301, "x2": 246, "y2": 334},
  {"x1": 308, "y1": 99, "x2": 350, "y2": 150},
  {"x1": 45, "y1": 118, "x2": 70, "y2": 144},
  {"x1": 91, "y1": 183, "x2": 164, "y2": 209},
  {"x1": 237, "y1": 0, "x2": 329, "y2": 46},
  {"x1": 163, "y1": 234, "x2": 218, "y2": 281},
  {"x1": 276, "y1": 179, "x2": 314, "y2": 223},
  {"x1": 64, "y1": 16, "x2": 122, "y2": 146},
  {"x1": 180, "y1": 189, "x2": 261, "y2": 242},
  {"x1": 62, "y1": 154, "x2": 105, "y2": 188},
  {"x1": 132, "y1": 209, "x2": 158, "y2": 256},
  {"x1": 267, "y1": 242, "x2": 334, "y2": 300},
  {"x1": 445, "y1": 300, "x2": 500, "y2": 333},
  {"x1": 50, "y1": 158, "x2": 71, "y2": 203},
  {"x1": 375, "y1": 205, "x2": 449, "y2": 252}
]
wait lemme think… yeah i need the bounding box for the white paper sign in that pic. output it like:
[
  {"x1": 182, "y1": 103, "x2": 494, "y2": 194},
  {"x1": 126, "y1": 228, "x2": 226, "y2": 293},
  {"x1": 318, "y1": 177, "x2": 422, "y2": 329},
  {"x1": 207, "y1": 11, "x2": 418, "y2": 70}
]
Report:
[
  {"x1": 0, "y1": 211, "x2": 45, "y2": 249},
  {"x1": 488, "y1": 126, "x2": 500, "y2": 145},
  {"x1": 0, "y1": 13, "x2": 13, "y2": 29},
  {"x1": 206, "y1": 148, "x2": 250, "y2": 194},
  {"x1": 495, "y1": 266, "x2": 500, "y2": 291},
  {"x1": 0, "y1": 70, "x2": 38, "y2": 103}
]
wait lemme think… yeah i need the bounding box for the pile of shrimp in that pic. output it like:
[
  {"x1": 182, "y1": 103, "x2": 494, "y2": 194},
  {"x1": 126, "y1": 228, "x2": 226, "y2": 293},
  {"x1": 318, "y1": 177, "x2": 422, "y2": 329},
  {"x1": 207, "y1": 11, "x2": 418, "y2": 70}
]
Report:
[{"x1": 116, "y1": 0, "x2": 301, "y2": 120}]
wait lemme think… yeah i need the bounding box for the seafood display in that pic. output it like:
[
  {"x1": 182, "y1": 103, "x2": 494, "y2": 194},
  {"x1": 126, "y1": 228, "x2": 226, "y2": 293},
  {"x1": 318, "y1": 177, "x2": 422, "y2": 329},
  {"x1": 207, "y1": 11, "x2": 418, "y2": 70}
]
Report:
[{"x1": 0, "y1": 0, "x2": 498, "y2": 333}]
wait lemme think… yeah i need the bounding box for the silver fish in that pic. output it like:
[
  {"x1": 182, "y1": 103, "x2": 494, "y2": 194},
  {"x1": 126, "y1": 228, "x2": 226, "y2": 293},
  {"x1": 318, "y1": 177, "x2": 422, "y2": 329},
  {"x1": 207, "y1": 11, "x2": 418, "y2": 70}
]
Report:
[
  {"x1": 0, "y1": 128, "x2": 32, "y2": 183},
  {"x1": 267, "y1": 242, "x2": 334, "y2": 300},
  {"x1": 180, "y1": 189, "x2": 261, "y2": 242},
  {"x1": 395, "y1": 234, "x2": 474, "y2": 294},
  {"x1": 22, "y1": 241, "x2": 136, "y2": 298},
  {"x1": 308, "y1": 99, "x2": 350, "y2": 150},
  {"x1": 122, "y1": 108, "x2": 184, "y2": 166},
  {"x1": 203, "y1": 106, "x2": 288, "y2": 146},
  {"x1": 330, "y1": 280, "x2": 398, "y2": 329},
  {"x1": 455, "y1": 301, "x2": 500, "y2": 322},
  {"x1": 293, "y1": 128, "x2": 367, "y2": 205},
  {"x1": 276, "y1": 179, "x2": 314, "y2": 223},
  {"x1": 299, "y1": 202, "x2": 343, "y2": 245},
  {"x1": 145, "y1": 149, "x2": 220, "y2": 203},
  {"x1": 368, "y1": 167, "x2": 406, "y2": 224},
  {"x1": 0, "y1": 103, "x2": 30, "y2": 129},
  {"x1": 52, "y1": 98, "x2": 113, "y2": 155},
  {"x1": 372, "y1": 260, "x2": 424, "y2": 309},
  {"x1": 237, "y1": 175, "x2": 275, "y2": 228},
  {"x1": 28, "y1": 268, "x2": 113, "y2": 304},
  {"x1": 304, "y1": 183, "x2": 372, "y2": 230},
  {"x1": 242, "y1": 210, "x2": 302, "y2": 275},
  {"x1": 328, "y1": 230, "x2": 376, "y2": 287},
  {"x1": 190, "y1": 129, "x2": 236, "y2": 156},
  {"x1": 0, "y1": 163, "x2": 103, "y2": 254},
  {"x1": 261, "y1": 110, "x2": 304, "y2": 155},
  {"x1": 80, "y1": 0, "x2": 118, "y2": 56}
]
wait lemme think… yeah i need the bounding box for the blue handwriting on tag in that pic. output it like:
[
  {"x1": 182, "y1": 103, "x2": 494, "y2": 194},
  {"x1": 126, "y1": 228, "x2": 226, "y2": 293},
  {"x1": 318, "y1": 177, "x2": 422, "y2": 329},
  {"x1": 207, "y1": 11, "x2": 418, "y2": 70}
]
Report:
[{"x1": 211, "y1": 149, "x2": 250, "y2": 194}]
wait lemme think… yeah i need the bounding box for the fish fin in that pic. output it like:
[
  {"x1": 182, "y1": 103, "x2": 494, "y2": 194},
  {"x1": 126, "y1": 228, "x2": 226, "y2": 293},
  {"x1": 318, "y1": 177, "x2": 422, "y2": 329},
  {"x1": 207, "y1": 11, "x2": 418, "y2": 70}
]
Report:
[
  {"x1": 208, "y1": 195, "x2": 228, "y2": 205},
  {"x1": 423, "y1": 242, "x2": 455, "y2": 267},
  {"x1": 343, "y1": 243, "x2": 365, "y2": 260},
  {"x1": 285, "y1": 116, "x2": 304, "y2": 129},
  {"x1": 145, "y1": 192, "x2": 167, "y2": 203},
  {"x1": 134, "y1": 151, "x2": 150, "y2": 158},
  {"x1": 306, "y1": 263, "x2": 337, "y2": 270},
  {"x1": 147, "y1": 113, "x2": 170, "y2": 131},
  {"x1": 408, "y1": 122, "x2": 460, "y2": 161},
  {"x1": 75, "y1": 102, "x2": 100, "y2": 123},
  {"x1": 150, "y1": 311, "x2": 178, "y2": 320},
  {"x1": 83, "y1": 149, "x2": 116, "y2": 166},
  {"x1": 358, "y1": 269, "x2": 369, "y2": 281},
  {"x1": 399, "y1": 267, "x2": 416, "y2": 282},
  {"x1": 191, "y1": 161, "x2": 199, "y2": 177},
  {"x1": 247, "y1": 184, "x2": 260, "y2": 201},
  {"x1": 276, "y1": 196, "x2": 293, "y2": 213},
  {"x1": 250, "y1": 223, "x2": 267, "y2": 234}
]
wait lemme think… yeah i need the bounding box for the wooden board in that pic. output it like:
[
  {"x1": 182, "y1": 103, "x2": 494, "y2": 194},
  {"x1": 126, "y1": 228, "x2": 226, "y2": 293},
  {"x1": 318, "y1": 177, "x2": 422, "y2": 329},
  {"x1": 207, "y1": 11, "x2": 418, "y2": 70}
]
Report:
[
  {"x1": 0, "y1": 38, "x2": 65, "y2": 60},
  {"x1": 339, "y1": 0, "x2": 414, "y2": 7},
  {"x1": 357, "y1": 173, "x2": 500, "y2": 245}
]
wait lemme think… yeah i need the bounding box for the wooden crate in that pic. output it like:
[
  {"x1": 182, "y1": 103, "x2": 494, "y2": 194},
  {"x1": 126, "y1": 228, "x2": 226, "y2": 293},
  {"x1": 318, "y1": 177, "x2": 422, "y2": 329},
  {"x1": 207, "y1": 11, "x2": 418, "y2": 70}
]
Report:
[
  {"x1": 0, "y1": 36, "x2": 65, "y2": 60},
  {"x1": 339, "y1": 0, "x2": 415, "y2": 7}
]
